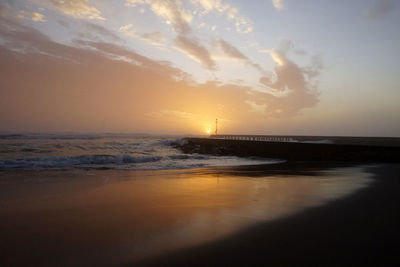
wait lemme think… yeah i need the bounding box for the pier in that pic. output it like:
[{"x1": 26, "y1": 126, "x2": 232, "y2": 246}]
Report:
[
  {"x1": 177, "y1": 135, "x2": 400, "y2": 162},
  {"x1": 209, "y1": 134, "x2": 400, "y2": 147}
]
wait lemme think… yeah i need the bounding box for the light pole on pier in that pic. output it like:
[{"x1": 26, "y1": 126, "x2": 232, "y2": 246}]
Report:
[{"x1": 215, "y1": 118, "x2": 218, "y2": 135}]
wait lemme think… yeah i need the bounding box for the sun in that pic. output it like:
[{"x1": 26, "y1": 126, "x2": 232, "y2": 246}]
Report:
[{"x1": 206, "y1": 129, "x2": 211, "y2": 134}]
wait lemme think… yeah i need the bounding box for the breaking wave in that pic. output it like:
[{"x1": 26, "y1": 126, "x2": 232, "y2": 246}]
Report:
[{"x1": 0, "y1": 154, "x2": 163, "y2": 169}]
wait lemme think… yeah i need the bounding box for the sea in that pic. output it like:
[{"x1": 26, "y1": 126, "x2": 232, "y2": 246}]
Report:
[{"x1": 0, "y1": 133, "x2": 280, "y2": 170}]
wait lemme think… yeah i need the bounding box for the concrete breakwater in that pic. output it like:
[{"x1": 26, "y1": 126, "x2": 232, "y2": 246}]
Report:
[{"x1": 175, "y1": 137, "x2": 400, "y2": 162}]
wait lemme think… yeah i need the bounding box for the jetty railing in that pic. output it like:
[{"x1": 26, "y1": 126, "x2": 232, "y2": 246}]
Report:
[
  {"x1": 208, "y1": 134, "x2": 400, "y2": 147},
  {"x1": 209, "y1": 135, "x2": 293, "y2": 142}
]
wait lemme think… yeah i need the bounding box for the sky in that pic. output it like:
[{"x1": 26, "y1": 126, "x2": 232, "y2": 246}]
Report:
[{"x1": 0, "y1": 0, "x2": 399, "y2": 136}]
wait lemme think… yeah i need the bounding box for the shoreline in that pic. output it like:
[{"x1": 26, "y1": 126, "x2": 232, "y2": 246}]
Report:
[{"x1": 138, "y1": 163, "x2": 400, "y2": 266}]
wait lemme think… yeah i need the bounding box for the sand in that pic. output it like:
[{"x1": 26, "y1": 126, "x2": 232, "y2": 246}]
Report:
[
  {"x1": 140, "y1": 163, "x2": 400, "y2": 266},
  {"x1": 0, "y1": 163, "x2": 398, "y2": 266}
]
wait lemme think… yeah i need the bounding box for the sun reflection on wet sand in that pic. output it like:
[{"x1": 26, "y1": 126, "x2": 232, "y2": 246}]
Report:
[{"x1": 0, "y1": 166, "x2": 372, "y2": 265}]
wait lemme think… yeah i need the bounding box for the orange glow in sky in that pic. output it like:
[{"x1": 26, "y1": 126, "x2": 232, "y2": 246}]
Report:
[{"x1": 0, "y1": 1, "x2": 399, "y2": 136}]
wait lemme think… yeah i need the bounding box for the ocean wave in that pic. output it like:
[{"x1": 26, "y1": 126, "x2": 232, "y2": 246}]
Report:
[
  {"x1": 0, "y1": 153, "x2": 218, "y2": 169},
  {"x1": 0, "y1": 153, "x2": 281, "y2": 170},
  {"x1": 0, "y1": 154, "x2": 163, "y2": 169}
]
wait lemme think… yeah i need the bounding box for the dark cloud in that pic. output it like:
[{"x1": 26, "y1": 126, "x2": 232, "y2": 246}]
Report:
[
  {"x1": 367, "y1": 0, "x2": 396, "y2": 20},
  {"x1": 218, "y1": 39, "x2": 265, "y2": 74},
  {"x1": 81, "y1": 22, "x2": 124, "y2": 42},
  {"x1": 57, "y1": 19, "x2": 70, "y2": 28},
  {"x1": 175, "y1": 34, "x2": 216, "y2": 70},
  {"x1": 304, "y1": 54, "x2": 324, "y2": 80},
  {"x1": 218, "y1": 39, "x2": 248, "y2": 61},
  {"x1": 277, "y1": 38, "x2": 307, "y2": 55}
]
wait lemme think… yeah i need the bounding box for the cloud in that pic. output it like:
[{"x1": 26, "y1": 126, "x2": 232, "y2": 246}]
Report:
[
  {"x1": 119, "y1": 24, "x2": 135, "y2": 34},
  {"x1": 146, "y1": 109, "x2": 200, "y2": 120},
  {"x1": 218, "y1": 39, "x2": 265, "y2": 73},
  {"x1": 0, "y1": 2, "x2": 11, "y2": 17},
  {"x1": 272, "y1": 0, "x2": 284, "y2": 10},
  {"x1": 140, "y1": 31, "x2": 166, "y2": 45},
  {"x1": 1, "y1": 2, "x2": 46, "y2": 23},
  {"x1": 0, "y1": 16, "x2": 322, "y2": 133},
  {"x1": 256, "y1": 50, "x2": 320, "y2": 116},
  {"x1": 304, "y1": 54, "x2": 324, "y2": 80},
  {"x1": 126, "y1": 0, "x2": 192, "y2": 34},
  {"x1": 191, "y1": 0, "x2": 253, "y2": 33},
  {"x1": 277, "y1": 38, "x2": 308, "y2": 55},
  {"x1": 50, "y1": 0, "x2": 104, "y2": 20},
  {"x1": 119, "y1": 24, "x2": 166, "y2": 46},
  {"x1": 258, "y1": 49, "x2": 271, "y2": 54},
  {"x1": 125, "y1": 0, "x2": 145, "y2": 7},
  {"x1": 245, "y1": 100, "x2": 267, "y2": 114},
  {"x1": 0, "y1": 14, "x2": 183, "y2": 79},
  {"x1": 73, "y1": 40, "x2": 188, "y2": 79},
  {"x1": 261, "y1": 50, "x2": 304, "y2": 91},
  {"x1": 367, "y1": 0, "x2": 396, "y2": 20},
  {"x1": 218, "y1": 39, "x2": 247, "y2": 61},
  {"x1": 279, "y1": 38, "x2": 294, "y2": 52},
  {"x1": 17, "y1": 11, "x2": 46, "y2": 22},
  {"x1": 78, "y1": 22, "x2": 123, "y2": 42},
  {"x1": 0, "y1": 18, "x2": 205, "y2": 132},
  {"x1": 175, "y1": 35, "x2": 216, "y2": 70},
  {"x1": 125, "y1": 0, "x2": 216, "y2": 70}
]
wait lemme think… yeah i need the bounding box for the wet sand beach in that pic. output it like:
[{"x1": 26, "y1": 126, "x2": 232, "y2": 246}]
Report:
[
  {"x1": 0, "y1": 162, "x2": 383, "y2": 266},
  {"x1": 141, "y1": 163, "x2": 400, "y2": 266}
]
